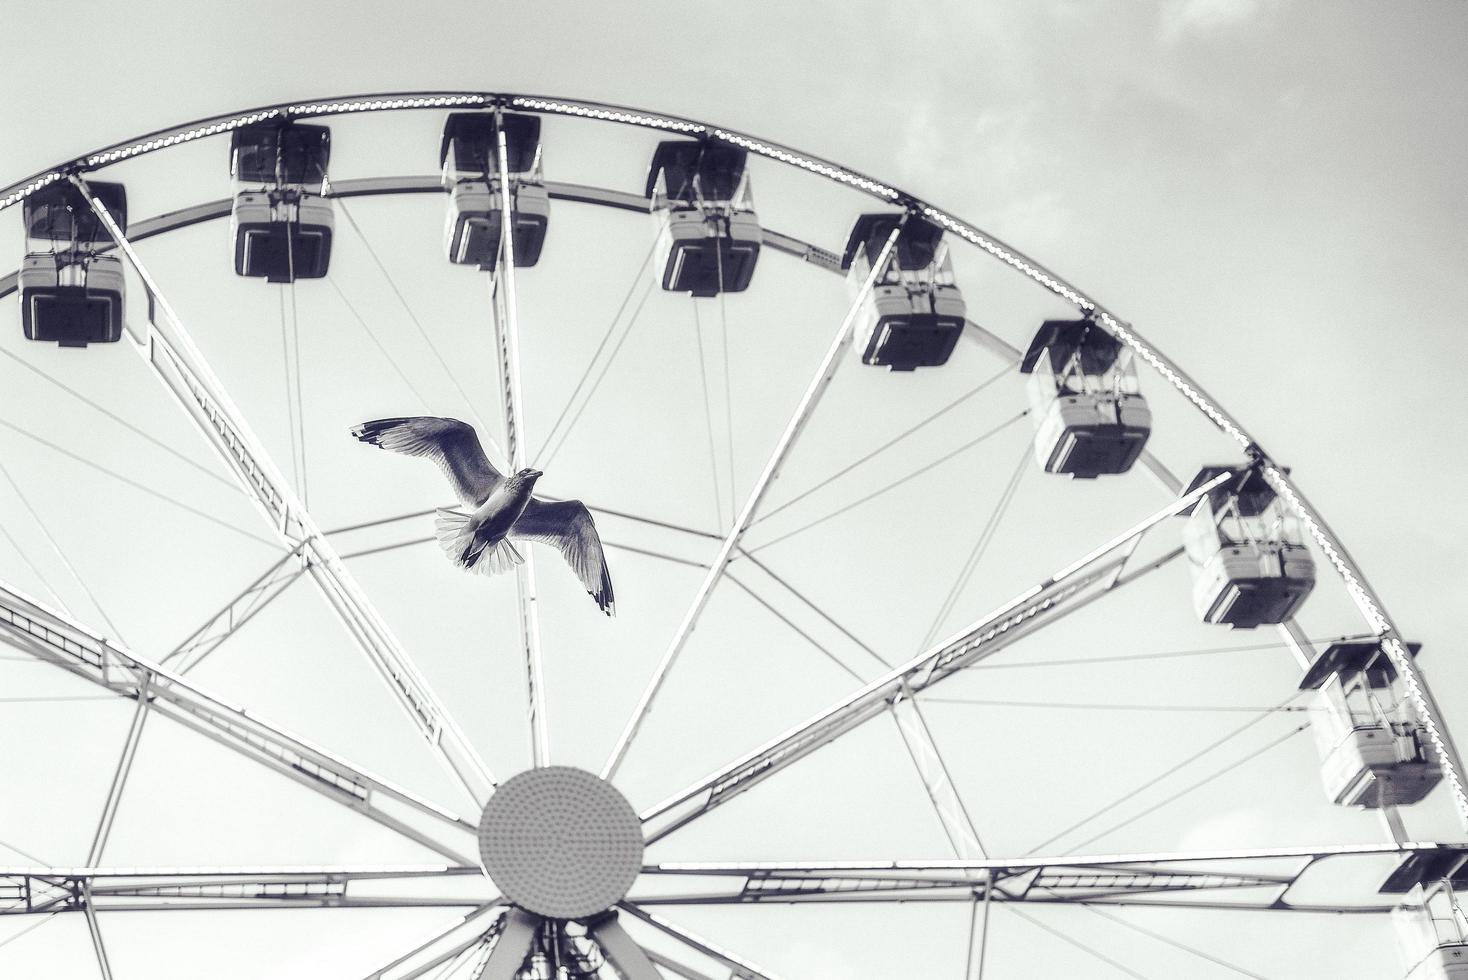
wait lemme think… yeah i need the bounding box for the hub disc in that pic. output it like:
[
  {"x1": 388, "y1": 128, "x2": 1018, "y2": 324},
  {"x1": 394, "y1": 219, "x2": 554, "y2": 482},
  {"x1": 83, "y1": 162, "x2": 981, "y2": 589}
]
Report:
[{"x1": 477, "y1": 766, "x2": 643, "y2": 919}]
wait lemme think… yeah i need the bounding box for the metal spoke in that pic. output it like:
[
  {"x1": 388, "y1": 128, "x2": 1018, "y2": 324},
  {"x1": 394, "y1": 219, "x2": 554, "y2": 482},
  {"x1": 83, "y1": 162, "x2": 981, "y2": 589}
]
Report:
[
  {"x1": 0, "y1": 580, "x2": 479, "y2": 866},
  {"x1": 81, "y1": 884, "x2": 112, "y2": 980},
  {"x1": 890, "y1": 686, "x2": 985, "y2": 860},
  {"x1": 477, "y1": 909, "x2": 540, "y2": 980},
  {"x1": 86, "y1": 673, "x2": 151, "y2": 866},
  {"x1": 616, "y1": 903, "x2": 779, "y2": 980},
  {"x1": 634, "y1": 841, "x2": 1457, "y2": 912},
  {"x1": 734, "y1": 549, "x2": 890, "y2": 671},
  {"x1": 361, "y1": 904, "x2": 503, "y2": 980},
  {"x1": 161, "y1": 544, "x2": 307, "y2": 673},
  {"x1": 639, "y1": 475, "x2": 1226, "y2": 844},
  {"x1": 602, "y1": 218, "x2": 908, "y2": 782},
  {"x1": 488, "y1": 121, "x2": 549, "y2": 769},
  {"x1": 586, "y1": 912, "x2": 662, "y2": 980},
  {"x1": 74, "y1": 175, "x2": 497, "y2": 807}
]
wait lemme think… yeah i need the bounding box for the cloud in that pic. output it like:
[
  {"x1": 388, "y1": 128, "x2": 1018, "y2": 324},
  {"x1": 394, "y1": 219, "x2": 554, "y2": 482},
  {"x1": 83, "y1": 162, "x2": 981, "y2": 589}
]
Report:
[{"x1": 1160, "y1": 0, "x2": 1275, "y2": 43}]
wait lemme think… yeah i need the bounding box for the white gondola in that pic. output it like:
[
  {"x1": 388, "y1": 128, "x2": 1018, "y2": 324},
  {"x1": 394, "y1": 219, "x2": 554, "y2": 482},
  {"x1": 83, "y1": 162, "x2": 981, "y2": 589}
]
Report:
[
  {"x1": 1180, "y1": 465, "x2": 1315, "y2": 628},
  {"x1": 1019, "y1": 318, "x2": 1150, "y2": 476},
  {"x1": 1385, "y1": 852, "x2": 1468, "y2": 979},
  {"x1": 18, "y1": 181, "x2": 127, "y2": 346},
  {"x1": 841, "y1": 213, "x2": 965, "y2": 371},
  {"x1": 1301, "y1": 641, "x2": 1442, "y2": 807},
  {"x1": 646, "y1": 140, "x2": 759, "y2": 296},
  {"x1": 230, "y1": 121, "x2": 333, "y2": 282},
  {"x1": 441, "y1": 112, "x2": 548, "y2": 270}
]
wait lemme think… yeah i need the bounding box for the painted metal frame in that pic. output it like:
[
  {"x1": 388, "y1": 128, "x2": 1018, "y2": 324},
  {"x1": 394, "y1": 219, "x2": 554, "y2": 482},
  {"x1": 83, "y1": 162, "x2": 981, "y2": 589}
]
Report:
[{"x1": 0, "y1": 91, "x2": 1457, "y2": 977}]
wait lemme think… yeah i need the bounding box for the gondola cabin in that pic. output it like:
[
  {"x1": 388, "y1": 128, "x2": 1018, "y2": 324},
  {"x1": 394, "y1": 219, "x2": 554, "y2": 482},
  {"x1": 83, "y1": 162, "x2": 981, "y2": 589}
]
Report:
[
  {"x1": 646, "y1": 140, "x2": 759, "y2": 296},
  {"x1": 230, "y1": 122, "x2": 333, "y2": 282},
  {"x1": 1383, "y1": 851, "x2": 1468, "y2": 980},
  {"x1": 1301, "y1": 641, "x2": 1442, "y2": 807},
  {"x1": 1181, "y1": 465, "x2": 1315, "y2": 628},
  {"x1": 1019, "y1": 318, "x2": 1150, "y2": 476},
  {"x1": 440, "y1": 112, "x2": 549, "y2": 271},
  {"x1": 19, "y1": 181, "x2": 127, "y2": 346},
  {"x1": 842, "y1": 213, "x2": 965, "y2": 371}
]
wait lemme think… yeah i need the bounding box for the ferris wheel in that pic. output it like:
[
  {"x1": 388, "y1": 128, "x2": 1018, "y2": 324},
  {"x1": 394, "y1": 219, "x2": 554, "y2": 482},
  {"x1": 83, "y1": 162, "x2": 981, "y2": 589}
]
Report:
[{"x1": 0, "y1": 92, "x2": 1463, "y2": 979}]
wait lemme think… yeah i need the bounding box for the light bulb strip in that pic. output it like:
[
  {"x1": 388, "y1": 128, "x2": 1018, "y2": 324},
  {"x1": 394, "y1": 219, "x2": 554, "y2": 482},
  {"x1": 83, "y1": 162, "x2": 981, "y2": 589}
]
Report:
[
  {"x1": 510, "y1": 97, "x2": 704, "y2": 134},
  {"x1": 86, "y1": 110, "x2": 284, "y2": 167},
  {"x1": 713, "y1": 129, "x2": 899, "y2": 200}
]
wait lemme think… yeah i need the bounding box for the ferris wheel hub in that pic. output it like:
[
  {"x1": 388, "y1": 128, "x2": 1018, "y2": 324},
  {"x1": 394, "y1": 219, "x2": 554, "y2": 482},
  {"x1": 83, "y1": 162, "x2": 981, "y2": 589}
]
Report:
[{"x1": 477, "y1": 765, "x2": 643, "y2": 919}]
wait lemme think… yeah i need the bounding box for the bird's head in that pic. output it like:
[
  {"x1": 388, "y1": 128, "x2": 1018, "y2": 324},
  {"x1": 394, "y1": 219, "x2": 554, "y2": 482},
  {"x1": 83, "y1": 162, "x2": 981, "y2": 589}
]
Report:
[{"x1": 515, "y1": 467, "x2": 544, "y2": 484}]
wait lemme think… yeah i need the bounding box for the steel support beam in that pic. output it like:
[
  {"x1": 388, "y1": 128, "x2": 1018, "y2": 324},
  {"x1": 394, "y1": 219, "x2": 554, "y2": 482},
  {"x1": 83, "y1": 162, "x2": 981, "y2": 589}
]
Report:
[
  {"x1": 602, "y1": 219, "x2": 908, "y2": 782},
  {"x1": 86, "y1": 672, "x2": 151, "y2": 866},
  {"x1": 635, "y1": 841, "x2": 1462, "y2": 913},
  {"x1": 81, "y1": 884, "x2": 112, "y2": 980},
  {"x1": 617, "y1": 903, "x2": 778, "y2": 980},
  {"x1": 74, "y1": 175, "x2": 496, "y2": 808},
  {"x1": 0, "y1": 580, "x2": 478, "y2": 866},
  {"x1": 478, "y1": 908, "x2": 541, "y2": 980},
  {"x1": 490, "y1": 122, "x2": 550, "y2": 769},
  {"x1": 1, "y1": 865, "x2": 485, "y2": 916},
  {"x1": 639, "y1": 476, "x2": 1226, "y2": 845},
  {"x1": 890, "y1": 685, "x2": 986, "y2": 860},
  {"x1": 586, "y1": 912, "x2": 663, "y2": 980},
  {"x1": 362, "y1": 904, "x2": 503, "y2": 980}
]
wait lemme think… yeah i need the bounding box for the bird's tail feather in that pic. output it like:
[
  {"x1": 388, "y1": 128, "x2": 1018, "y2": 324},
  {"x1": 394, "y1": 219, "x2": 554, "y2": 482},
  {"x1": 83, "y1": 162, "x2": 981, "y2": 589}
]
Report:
[
  {"x1": 476, "y1": 538, "x2": 523, "y2": 577},
  {"x1": 434, "y1": 509, "x2": 522, "y2": 576},
  {"x1": 434, "y1": 509, "x2": 473, "y2": 560}
]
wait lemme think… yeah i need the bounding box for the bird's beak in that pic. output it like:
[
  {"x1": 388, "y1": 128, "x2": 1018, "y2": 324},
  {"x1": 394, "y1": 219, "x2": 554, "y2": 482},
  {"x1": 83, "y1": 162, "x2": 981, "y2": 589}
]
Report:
[{"x1": 530, "y1": 469, "x2": 544, "y2": 478}]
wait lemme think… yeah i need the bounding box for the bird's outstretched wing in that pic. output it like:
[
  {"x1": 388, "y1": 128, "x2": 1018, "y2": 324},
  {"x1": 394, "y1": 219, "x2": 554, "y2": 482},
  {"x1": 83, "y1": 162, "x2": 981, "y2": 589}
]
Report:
[
  {"x1": 512, "y1": 499, "x2": 615, "y2": 616},
  {"x1": 351, "y1": 417, "x2": 502, "y2": 507}
]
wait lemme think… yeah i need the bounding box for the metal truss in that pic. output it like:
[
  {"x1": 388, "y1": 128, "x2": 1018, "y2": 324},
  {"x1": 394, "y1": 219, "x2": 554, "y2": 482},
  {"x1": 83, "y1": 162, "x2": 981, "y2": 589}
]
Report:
[
  {"x1": 488, "y1": 121, "x2": 550, "y2": 769},
  {"x1": 639, "y1": 474, "x2": 1225, "y2": 844},
  {"x1": 0, "y1": 865, "x2": 484, "y2": 915},
  {"x1": 635, "y1": 842, "x2": 1467, "y2": 913},
  {"x1": 0, "y1": 580, "x2": 479, "y2": 866},
  {"x1": 74, "y1": 175, "x2": 497, "y2": 807}
]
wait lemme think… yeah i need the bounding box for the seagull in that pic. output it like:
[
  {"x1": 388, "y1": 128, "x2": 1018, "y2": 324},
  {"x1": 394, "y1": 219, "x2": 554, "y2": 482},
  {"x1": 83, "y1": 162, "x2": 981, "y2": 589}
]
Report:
[{"x1": 351, "y1": 416, "x2": 614, "y2": 615}]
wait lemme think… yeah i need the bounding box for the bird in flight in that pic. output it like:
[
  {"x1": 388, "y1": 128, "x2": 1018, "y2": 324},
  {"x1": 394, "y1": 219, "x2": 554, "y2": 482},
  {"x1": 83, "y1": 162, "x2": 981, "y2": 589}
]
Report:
[{"x1": 351, "y1": 416, "x2": 614, "y2": 615}]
